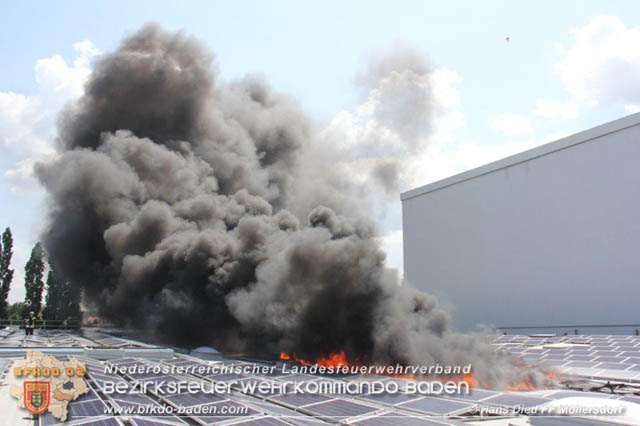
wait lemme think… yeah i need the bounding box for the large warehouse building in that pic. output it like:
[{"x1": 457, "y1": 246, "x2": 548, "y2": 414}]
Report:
[{"x1": 401, "y1": 113, "x2": 640, "y2": 332}]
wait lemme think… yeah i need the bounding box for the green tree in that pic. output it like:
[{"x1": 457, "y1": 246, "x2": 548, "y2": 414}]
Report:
[
  {"x1": 43, "y1": 268, "x2": 63, "y2": 320},
  {"x1": 7, "y1": 302, "x2": 24, "y2": 325},
  {"x1": 0, "y1": 227, "x2": 14, "y2": 318},
  {"x1": 7, "y1": 302, "x2": 25, "y2": 323},
  {"x1": 23, "y1": 243, "x2": 45, "y2": 316},
  {"x1": 60, "y1": 280, "x2": 82, "y2": 322}
]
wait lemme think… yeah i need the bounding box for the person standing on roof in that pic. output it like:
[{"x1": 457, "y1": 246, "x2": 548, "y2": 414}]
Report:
[{"x1": 24, "y1": 311, "x2": 36, "y2": 336}]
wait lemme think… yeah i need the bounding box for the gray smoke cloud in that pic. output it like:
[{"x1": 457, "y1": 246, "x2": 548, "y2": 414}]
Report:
[
  {"x1": 356, "y1": 43, "x2": 436, "y2": 153},
  {"x1": 37, "y1": 24, "x2": 551, "y2": 388}
]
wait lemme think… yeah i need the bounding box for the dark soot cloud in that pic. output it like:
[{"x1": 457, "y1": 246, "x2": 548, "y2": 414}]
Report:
[{"x1": 37, "y1": 24, "x2": 550, "y2": 388}]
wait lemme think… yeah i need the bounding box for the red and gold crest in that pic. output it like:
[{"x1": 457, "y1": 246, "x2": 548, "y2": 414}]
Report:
[{"x1": 24, "y1": 381, "x2": 50, "y2": 414}]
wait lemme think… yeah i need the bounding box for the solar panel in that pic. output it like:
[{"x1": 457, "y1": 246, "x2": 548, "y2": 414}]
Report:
[
  {"x1": 109, "y1": 357, "x2": 140, "y2": 365},
  {"x1": 353, "y1": 412, "x2": 465, "y2": 425},
  {"x1": 593, "y1": 369, "x2": 639, "y2": 380},
  {"x1": 596, "y1": 362, "x2": 634, "y2": 370},
  {"x1": 229, "y1": 417, "x2": 297, "y2": 426},
  {"x1": 169, "y1": 361, "x2": 202, "y2": 369},
  {"x1": 454, "y1": 388, "x2": 500, "y2": 402},
  {"x1": 129, "y1": 372, "x2": 167, "y2": 380},
  {"x1": 191, "y1": 401, "x2": 259, "y2": 424},
  {"x1": 539, "y1": 359, "x2": 565, "y2": 367},
  {"x1": 111, "y1": 392, "x2": 158, "y2": 404},
  {"x1": 37, "y1": 400, "x2": 110, "y2": 425},
  {"x1": 593, "y1": 351, "x2": 619, "y2": 356},
  {"x1": 278, "y1": 373, "x2": 320, "y2": 383},
  {"x1": 543, "y1": 353, "x2": 567, "y2": 360},
  {"x1": 74, "y1": 357, "x2": 104, "y2": 367},
  {"x1": 130, "y1": 418, "x2": 186, "y2": 426},
  {"x1": 359, "y1": 391, "x2": 421, "y2": 405},
  {"x1": 85, "y1": 364, "x2": 107, "y2": 373},
  {"x1": 272, "y1": 392, "x2": 334, "y2": 407},
  {"x1": 482, "y1": 393, "x2": 548, "y2": 408},
  {"x1": 162, "y1": 357, "x2": 193, "y2": 365},
  {"x1": 62, "y1": 418, "x2": 124, "y2": 426},
  {"x1": 568, "y1": 356, "x2": 594, "y2": 361},
  {"x1": 206, "y1": 372, "x2": 246, "y2": 381},
  {"x1": 136, "y1": 375, "x2": 183, "y2": 387},
  {"x1": 165, "y1": 391, "x2": 226, "y2": 406},
  {"x1": 68, "y1": 399, "x2": 109, "y2": 418},
  {"x1": 567, "y1": 361, "x2": 598, "y2": 368},
  {"x1": 38, "y1": 413, "x2": 64, "y2": 426},
  {"x1": 398, "y1": 397, "x2": 473, "y2": 415},
  {"x1": 528, "y1": 416, "x2": 630, "y2": 425},
  {"x1": 303, "y1": 399, "x2": 379, "y2": 418},
  {"x1": 543, "y1": 391, "x2": 612, "y2": 399},
  {"x1": 74, "y1": 388, "x2": 100, "y2": 403}
]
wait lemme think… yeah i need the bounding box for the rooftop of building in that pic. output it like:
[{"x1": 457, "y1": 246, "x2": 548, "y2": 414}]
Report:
[
  {"x1": 2, "y1": 326, "x2": 640, "y2": 425},
  {"x1": 401, "y1": 112, "x2": 640, "y2": 202}
]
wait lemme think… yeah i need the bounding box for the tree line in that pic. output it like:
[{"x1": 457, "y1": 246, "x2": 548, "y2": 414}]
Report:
[{"x1": 0, "y1": 227, "x2": 81, "y2": 323}]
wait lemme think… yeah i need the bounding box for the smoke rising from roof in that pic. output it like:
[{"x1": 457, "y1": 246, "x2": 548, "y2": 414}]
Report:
[{"x1": 37, "y1": 24, "x2": 549, "y2": 388}]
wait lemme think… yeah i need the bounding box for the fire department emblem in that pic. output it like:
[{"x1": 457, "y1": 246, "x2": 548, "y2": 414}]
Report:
[{"x1": 24, "y1": 381, "x2": 50, "y2": 414}]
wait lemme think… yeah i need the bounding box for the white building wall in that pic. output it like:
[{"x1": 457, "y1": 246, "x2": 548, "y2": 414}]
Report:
[{"x1": 401, "y1": 114, "x2": 640, "y2": 331}]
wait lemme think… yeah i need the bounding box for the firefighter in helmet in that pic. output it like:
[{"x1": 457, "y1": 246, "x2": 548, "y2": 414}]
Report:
[{"x1": 24, "y1": 311, "x2": 36, "y2": 336}]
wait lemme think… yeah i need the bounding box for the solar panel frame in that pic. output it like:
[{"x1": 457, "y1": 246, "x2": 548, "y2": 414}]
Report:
[
  {"x1": 352, "y1": 412, "x2": 465, "y2": 426},
  {"x1": 397, "y1": 397, "x2": 474, "y2": 415},
  {"x1": 108, "y1": 357, "x2": 141, "y2": 365},
  {"x1": 46, "y1": 417, "x2": 125, "y2": 426},
  {"x1": 205, "y1": 372, "x2": 247, "y2": 382},
  {"x1": 543, "y1": 353, "x2": 568, "y2": 360},
  {"x1": 72, "y1": 388, "x2": 101, "y2": 403},
  {"x1": 452, "y1": 388, "x2": 500, "y2": 402},
  {"x1": 277, "y1": 373, "x2": 321, "y2": 383},
  {"x1": 130, "y1": 418, "x2": 187, "y2": 426},
  {"x1": 66, "y1": 399, "x2": 110, "y2": 418},
  {"x1": 164, "y1": 391, "x2": 227, "y2": 407},
  {"x1": 225, "y1": 417, "x2": 295, "y2": 426},
  {"x1": 110, "y1": 391, "x2": 159, "y2": 405},
  {"x1": 162, "y1": 357, "x2": 194, "y2": 365},
  {"x1": 302, "y1": 399, "x2": 380, "y2": 419},
  {"x1": 272, "y1": 392, "x2": 335, "y2": 407},
  {"x1": 359, "y1": 391, "x2": 421, "y2": 406},
  {"x1": 566, "y1": 361, "x2": 599, "y2": 368},
  {"x1": 481, "y1": 393, "x2": 549, "y2": 408},
  {"x1": 189, "y1": 400, "x2": 260, "y2": 425},
  {"x1": 528, "y1": 416, "x2": 631, "y2": 425},
  {"x1": 567, "y1": 356, "x2": 595, "y2": 361},
  {"x1": 595, "y1": 362, "x2": 634, "y2": 370}
]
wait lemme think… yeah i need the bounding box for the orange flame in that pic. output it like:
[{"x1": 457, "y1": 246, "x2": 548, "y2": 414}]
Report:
[
  {"x1": 507, "y1": 376, "x2": 534, "y2": 391},
  {"x1": 280, "y1": 350, "x2": 355, "y2": 368},
  {"x1": 278, "y1": 351, "x2": 554, "y2": 391},
  {"x1": 279, "y1": 351, "x2": 490, "y2": 388}
]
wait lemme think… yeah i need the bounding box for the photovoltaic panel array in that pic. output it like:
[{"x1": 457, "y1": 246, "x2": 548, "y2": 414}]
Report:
[
  {"x1": 301, "y1": 398, "x2": 380, "y2": 419},
  {"x1": 38, "y1": 399, "x2": 109, "y2": 426},
  {"x1": 493, "y1": 334, "x2": 640, "y2": 382},
  {"x1": 353, "y1": 412, "x2": 467, "y2": 425},
  {"x1": 7, "y1": 330, "x2": 640, "y2": 426}
]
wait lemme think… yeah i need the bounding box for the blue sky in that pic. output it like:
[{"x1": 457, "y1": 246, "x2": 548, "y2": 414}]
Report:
[{"x1": 2, "y1": 1, "x2": 640, "y2": 303}]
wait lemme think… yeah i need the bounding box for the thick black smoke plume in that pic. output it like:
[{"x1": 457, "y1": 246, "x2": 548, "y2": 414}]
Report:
[{"x1": 37, "y1": 24, "x2": 550, "y2": 388}]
